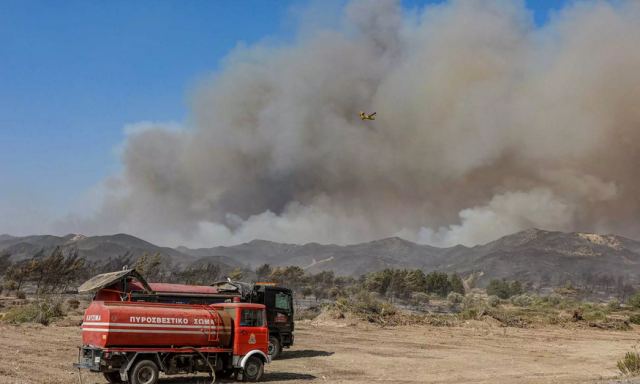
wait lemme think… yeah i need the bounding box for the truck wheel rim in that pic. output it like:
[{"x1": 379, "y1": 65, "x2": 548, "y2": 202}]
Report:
[
  {"x1": 137, "y1": 367, "x2": 155, "y2": 384},
  {"x1": 246, "y1": 362, "x2": 258, "y2": 377},
  {"x1": 268, "y1": 342, "x2": 275, "y2": 355}
]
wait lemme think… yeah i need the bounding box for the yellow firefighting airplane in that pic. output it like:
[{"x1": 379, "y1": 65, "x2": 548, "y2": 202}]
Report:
[{"x1": 359, "y1": 111, "x2": 376, "y2": 120}]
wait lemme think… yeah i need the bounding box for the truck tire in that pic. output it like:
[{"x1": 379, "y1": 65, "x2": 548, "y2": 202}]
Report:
[
  {"x1": 130, "y1": 359, "x2": 159, "y2": 384},
  {"x1": 242, "y1": 356, "x2": 264, "y2": 382},
  {"x1": 268, "y1": 336, "x2": 282, "y2": 359},
  {"x1": 103, "y1": 372, "x2": 123, "y2": 383}
]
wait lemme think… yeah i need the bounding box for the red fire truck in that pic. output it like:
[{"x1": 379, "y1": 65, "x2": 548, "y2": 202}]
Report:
[{"x1": 74, "y1": 270, "x2": 271, "y2": 383}]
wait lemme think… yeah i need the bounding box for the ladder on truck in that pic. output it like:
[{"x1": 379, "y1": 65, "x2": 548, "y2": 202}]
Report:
[{"x1": 203, "y1": 306, "x2": 223, "y2": 343}]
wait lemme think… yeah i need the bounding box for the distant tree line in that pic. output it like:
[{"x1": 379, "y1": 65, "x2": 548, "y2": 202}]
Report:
[
  {"x1": 0, "y1": 247, "x2": 638, "y2": 305},
  {"x1": 364, "y1": 269, "x2": 465, "y2": 298},
  {"x1": 0, "y1": 247, "x2": 238, "y2": 294},
  {"x1": 2, "y1": 247, "x2": 86, "y2": 293},
  {"x1": 251, "y1": 265, "x2": 466, "y2": 302}
]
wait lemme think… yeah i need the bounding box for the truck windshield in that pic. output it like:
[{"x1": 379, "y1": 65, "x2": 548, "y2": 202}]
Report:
[
  {"x1": 275, "y1": 292, "x2": 291, "y2": 312},
  {"x1": 240, "y1": 309, "x2": 264, "y2": 327}
]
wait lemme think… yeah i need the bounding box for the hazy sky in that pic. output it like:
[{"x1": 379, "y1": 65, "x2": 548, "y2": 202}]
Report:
[{"x1": 0, "y1": 0, "x2": 564, "y2": 236}]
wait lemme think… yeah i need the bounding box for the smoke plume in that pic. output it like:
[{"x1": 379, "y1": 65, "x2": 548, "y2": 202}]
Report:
[{"x1": 66, "y1": 0, "x2": 640, "y2": 247}]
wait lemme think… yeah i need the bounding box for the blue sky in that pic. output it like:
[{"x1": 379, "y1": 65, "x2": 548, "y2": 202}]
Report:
[{"x1": 0, "y1": 0, "x2": 565, "y2": 235}]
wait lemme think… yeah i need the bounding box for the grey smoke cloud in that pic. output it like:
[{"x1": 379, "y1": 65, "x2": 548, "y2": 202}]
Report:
[{"x1": 65, "y1": 0, "x2": 640, "y2": 247}]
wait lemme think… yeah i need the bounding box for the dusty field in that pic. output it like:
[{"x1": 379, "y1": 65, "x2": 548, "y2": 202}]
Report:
[{"x1": 1, "y1": 320, "x2": 640, "y2": 384}]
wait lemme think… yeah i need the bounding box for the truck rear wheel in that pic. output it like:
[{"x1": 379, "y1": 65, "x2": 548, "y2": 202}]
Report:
[
  {"x1": 103, "y1": 372, "x2": 123, "y2": 383},
  {"x1": 268, "y1": 336, "x2": 282, "y2": 359},
  {"x1": 130, "y1": 359, "x2": 159, "y2": 384},
  {"x1": 242, "y1": 356, "x2": 264, "y2": 382}
]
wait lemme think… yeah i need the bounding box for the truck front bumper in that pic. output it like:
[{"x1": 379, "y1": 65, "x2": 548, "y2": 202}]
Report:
[{"x1": 73, "y1": 346, "x2": 103, "y2": 371}]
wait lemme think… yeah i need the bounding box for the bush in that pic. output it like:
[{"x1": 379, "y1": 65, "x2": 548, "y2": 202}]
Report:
[
  {"x1": 16, "y1": 291, "x2": 26, "y2": 300},
  {"x1": 334, "y1": 291, "x2": 397, "y2": 324},
  {"x1": 608, "y1": 299, "x2": 621, "y2": 311},
  {"x1": 66, "y1": 298, "x2": 80, "y2": 310},
  {"x1": 618, "y1": 351, "x2": 640, "y2": 376},
  {"x1": 447, "y1": 292, "x2": 463, "y2": 305},
  {"x1": 462, "y1": 294, "x2": 483, "y2": 308},
  {"x1": 425, "y1": 272, "x2": 452, "y2": 297},
  {"x1": 2, "y1": 298, "x2": 65, "y2": 325},
  {"x1": 583, "y1": 309, "x2": 606, "y2": 322},
  {"x1": 629, "y1": 314, "x2": 640, "y2": 325},
  {"x1": 460, "y1": 307, "x2": 479, "y2": 320},
  {"x1": 411, "y1": 292, "x2": 430, "y2": 306},
  {"x1": 486, "y1": 279, "x2": 523, "y2": 299},
  {"x1": 511, "y1": 294, "x2": 533, "y2": 307},
  {"x1": 487, "y1": 295, "x2": 500, "y2": 307},
  {"x1": 628, "y1": 292, "x2": 640, "y2": 308},
  {"x1": 546, "y1": 293, "x2": 563, "y2": 306}
]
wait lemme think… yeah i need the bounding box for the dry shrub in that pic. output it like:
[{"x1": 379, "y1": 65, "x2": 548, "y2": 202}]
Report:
[
  {"x1": 329, "y1": 292, "x2": 457, "y2": 327},
  {"x1": 334, "y1": 292, "x2": 396, "y2": 325},
  {"x1": 410, "y1": 292, "x2": 430, "y2": 306},
  {"x1": 618, "y1": 351, "x2": 640, "y2": 376},
  {"x1": 2, "y1": 297, "x2": 65, "y2": 326},
  {"x1": 447, "y1": 292, "x2": 463, "y2": 305},
  {"x1": 484, "y1": 308, "x2": 530, "y2": 328},
  {"x1": 629, "y1": 314, "x2": 640, "y2": 325},
  {"x1": 295, "y1": 306, "x2": 321, "y2": 321},
  {"x1": 460, "y1": 307, "x2": 480, "y2": 320},
  {"x1": 608, "y1": 299, "x2": 621, "y2": 311},
  {"x1": 510, "y1": 294, "x2": 533, "y2": 307},
  {"x1": 66, "y1": 298, "x2": 80, "y2": 310},
  {"x1": 588, "y1": 319, "x2": 630, "y2": 331},
  {"x1": 487, "y1": 295, "x2": 500, "y2": 307},
  {"x1": 16, "y1": 291, "x2": 26, "y2": 300},
  {"x1": 546, "y1": 293, "x2": 563, "y2": 306}
]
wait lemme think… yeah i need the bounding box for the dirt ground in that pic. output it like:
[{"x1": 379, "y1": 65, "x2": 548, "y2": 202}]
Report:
[{"x1": 2, "y1": 320, "x2": 640, "y2": 384}]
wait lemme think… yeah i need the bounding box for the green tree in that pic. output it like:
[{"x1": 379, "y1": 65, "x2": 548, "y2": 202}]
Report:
[
  {"x1": 270, "y1": 266, "x2": 306, "y2": 290},
  {"x1": 449, "y1": 273, "x2": 465, "y2": 295},
  {"x1": 510, "y1": 280, "x2": 523, "y2": 296},
  {"x1": 486, "y1": 279, "x2": 523, "y2": 299},
  {"x1": 255, "y1": 264, "x2": 273, "y2": 282},
  {"x1": 405, "y1": 270, "x2": 427, "y2": 293},
  {"x1": 425, "y1": 272, "x2": 452, "y2": 297},
  {"x1": 364, "y1": 269, "x2": 392, "y2": 295},
  {"x1": 4, "y1": 259, "x2": 35, "y2": 291},
  {"x1": 486, "y1": 279, "x2": 510, "y2": 299}
]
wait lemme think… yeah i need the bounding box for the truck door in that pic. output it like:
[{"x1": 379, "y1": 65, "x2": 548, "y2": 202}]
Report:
[
  {"x1": 264, "y1": 289, "x2": 294, "y2": 338},
  {"x1": 236, "y1": 308, "x2": 268, "y2": 356}
]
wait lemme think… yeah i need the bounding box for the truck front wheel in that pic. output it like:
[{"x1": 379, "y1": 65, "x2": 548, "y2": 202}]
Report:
[
  {"x1": 103, "y1": 372, "x2": 123, "y2": 383},
  {"x1": 242, "y1": 356, "x2": 264, "y2": 382},
  {"x1": 130, "y1": 359, "x2": 159, "y2": 384}
]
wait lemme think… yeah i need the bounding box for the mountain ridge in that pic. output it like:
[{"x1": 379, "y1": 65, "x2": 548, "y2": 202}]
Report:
[{"x1": 2, "y1": 228, "x2": 640, "y2": 285}]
